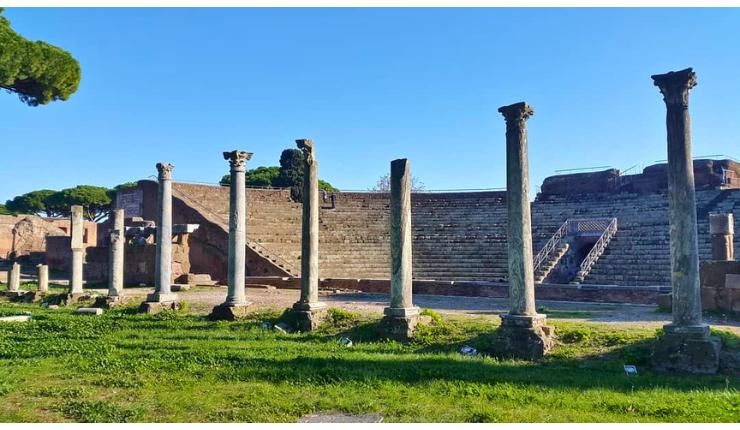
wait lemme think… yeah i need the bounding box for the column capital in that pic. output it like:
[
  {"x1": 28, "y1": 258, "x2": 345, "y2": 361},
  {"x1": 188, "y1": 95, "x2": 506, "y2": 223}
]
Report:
[
  {"x1": 156, "y1": 162, "x2": 174, "y2": 180},
  {"x1": 651, "y1": 68, "x2": 697, "y2": 107},
  {"x1": 223, "y1": 150, "x2": 253, "y2": 171},
  {"x1": 296, "y1": 139, "x2": 315, "y2": 162},
  {"x1": 498, "y1": 102, "x2": 534, "y2": 124}
]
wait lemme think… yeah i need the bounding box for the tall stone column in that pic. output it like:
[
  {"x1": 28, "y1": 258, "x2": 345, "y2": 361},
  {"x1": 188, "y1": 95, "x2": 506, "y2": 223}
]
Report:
[
  {"x1": 380, "y1": 158, "x2": 419, "y2": 340},
  {"x1": 211, "y1": 150, "x2": 253, "y2": 320},
  {"x1": 651, "y1": 68, "x2": 720, "y2": 374},
  {"x1": 108, "y1": 208, "x2": 125, "y2": 299},
  {"x1": 142, "y1": 162, "x2": 180, "y2": 313},
  {"x1": 68, "y1": 205, "x2": 85, "y2": 299},
  {"x1": 709, "y1": 213, "x2": 734, "y2": 261},
  {"x1": 37, "y1": 264, "x2": 49, "y2": 293},
  {"x1": 495, "y1": 101, "x2": 553, "y2": 360},
  {"x1": 291, "y1": 139, "x2": 327, "y2": 331}
]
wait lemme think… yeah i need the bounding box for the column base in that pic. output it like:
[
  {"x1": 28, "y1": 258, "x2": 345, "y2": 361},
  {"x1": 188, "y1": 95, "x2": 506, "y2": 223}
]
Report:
[
  {"x1": 210, "y1": 302, "x2": 253, "y2": 321},
  {"x1": 379, "y1": 307, "x2": 420, "y2": 341},
  {"x1": 289, "y1": 302, "x2": 328, "y2": 332},
  {"x1": 2, "y1": 291, "x2": 41, "y2": 302},
  {"x1": 651, "y1": 323, "x2": 721, "y2": 374},
  {"x1": 145, "y1": 292, "x2": 179, "y2": 303},
  {"x1": 65, "y1": 292, "x2": 92, "y2": 305},
  {"x1": 490, "y1": 313, "x2": 555, "y2": 360}
]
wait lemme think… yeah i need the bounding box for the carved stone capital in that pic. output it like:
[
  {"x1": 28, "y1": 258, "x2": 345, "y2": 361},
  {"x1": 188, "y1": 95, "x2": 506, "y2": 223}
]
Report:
[
  {"x1": 651, "y1": 68, "x2": 697, "y2": 107},
  {"x1": 156, "y1": 162, "x2": 174, "y2": 180},
  {"x1": 223, "y1": 150, "x2": 253, "y2": 170},
  {"x1": 498, "y1": 101, "x2": 534, "y2": 124},
  {"x1": 296, "y1": 139, "x2": 315, "y2": 163}
]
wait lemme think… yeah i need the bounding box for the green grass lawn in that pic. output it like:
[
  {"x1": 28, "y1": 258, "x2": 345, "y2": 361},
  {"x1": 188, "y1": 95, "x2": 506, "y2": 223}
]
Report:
[{"x1": 0, "y1": 300, "x2": 738, "y2": 423}]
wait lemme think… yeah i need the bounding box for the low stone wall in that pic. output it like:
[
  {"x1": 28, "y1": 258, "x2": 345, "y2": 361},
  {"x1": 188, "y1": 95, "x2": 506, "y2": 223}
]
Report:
[
  {"x1": 245, "y1": 276, "x2": 668, "y2": 305},
  {"x1": 700, "y1": 260, "x2": 740, "y2": 312}
]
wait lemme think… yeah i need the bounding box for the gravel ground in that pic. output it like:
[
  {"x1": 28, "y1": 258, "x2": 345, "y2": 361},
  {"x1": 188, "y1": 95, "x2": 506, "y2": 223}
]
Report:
[{"x1": 107, "y1": 285, "x2": 740, "y2": 334}]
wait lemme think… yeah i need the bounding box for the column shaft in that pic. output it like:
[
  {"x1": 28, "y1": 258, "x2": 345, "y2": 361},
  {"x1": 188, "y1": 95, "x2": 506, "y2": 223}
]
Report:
[
  {"x1": 224, "y1": 151, "x2": 251, "y2": 305},
  {"x1": 300, "y1": 143, "x2": 320, "y2": 304},
  {"x1": 70, "y1": 205, "x2": 84, "y2": 294},
  {"x1": 37, "y1": 264, "x2": 49, "y2": 293},
  {"x1": 108, "y1": 208, "x2": 125, "y2": 297},
  {"x1": 8, "y1": 262, "x2": 20, "y2": 292},
  {"x1": 155, "y1": 163, "x2": 173, "y2": 296},
  {"x1": 389, "y1": 158, "x2": 413, "y2": 309},
  {"x1": 500, "y1": 102, "x2": 536, "y2": 316}
]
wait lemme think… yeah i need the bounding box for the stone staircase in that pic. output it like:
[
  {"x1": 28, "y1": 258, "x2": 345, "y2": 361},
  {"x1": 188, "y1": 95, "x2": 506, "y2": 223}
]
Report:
[{"x1": 534, "y1": 242, "x2": 569, "y2": 283}]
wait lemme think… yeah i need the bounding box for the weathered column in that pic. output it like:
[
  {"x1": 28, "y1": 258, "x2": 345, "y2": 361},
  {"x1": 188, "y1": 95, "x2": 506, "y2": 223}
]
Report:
[
  {"x1": 108, "y1": 208, "x2": 125, "y2": 298},
  {"x1": 709, "y1": 213, "x2": 734, "y2": 261},
  {"x1": 211, "y1": 150, "x2": 253, "y2": 320},
  {"x1": 651, "y1": 68, "x2": 720, "y2": 374},
  {"x1": 380, "y1": 158, "x2": 419, "y2": 340},
  {"x1": 8, "y1": 262, "x2": 20, "y2": 292},
  {"x1": 68, "y1": 205, "x2": 85, "y2": 299},
  {"x1": 37, "y1": 264, "x2": 49, "y2": 293},
  {"x1": 142, "y1": 162, "x2": 180, "y2": 313},
  {"x1": 291, "y1": 139, "x2": 327, "y2": 330},
  {"x1": 495, "y1": 101, "x2": 553, "y2": 360}
]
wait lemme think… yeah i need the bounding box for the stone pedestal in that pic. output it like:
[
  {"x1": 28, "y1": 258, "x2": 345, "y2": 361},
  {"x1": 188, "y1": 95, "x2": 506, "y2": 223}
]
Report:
[
  {"x1": 8, "y1": 262, "x2": 20, "y2": 292},
  {"x1": 710, "y1": 213, "x2": 734, "y2": 261},
  {"x1": 108, "y1": 208, "x2": 125, "y2": 298},
  {"x1": 141, "y1": 162, "x2": 180, "y2": 311},
  {"x1": 652, "y1": 324, "x2": 721, "y2": 374},
  {"x1": 211, "y1": 151, "x2": 253, "y2": 320},
  {"x1": 94, "y1": 295, "x2": 131, "y2": 309},
  {"x1": 650, "y1": 68, "x2": 720, "y2": 373},
  {"x1": 380, "y1": 306, "x2": 420, "y2": 341},
  {"x1": 291, "y1": 302, "x2": 328, "y2": 332},
  {"x1": 493, "y1": 314, "x2": 554, "y2": 360}
]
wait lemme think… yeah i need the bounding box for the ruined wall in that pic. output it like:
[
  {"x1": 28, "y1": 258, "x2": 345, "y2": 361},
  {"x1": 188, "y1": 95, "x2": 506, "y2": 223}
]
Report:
[{"x1": 0, "y1": 214, "x2": 69, "y2": 261}]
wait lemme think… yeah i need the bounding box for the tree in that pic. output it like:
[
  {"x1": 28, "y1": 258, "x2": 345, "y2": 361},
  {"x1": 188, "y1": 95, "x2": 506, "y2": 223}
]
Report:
[
  {"x1": 370, "y1": 174, "x2": 426, "y2": 192},
  {"x1": 46, "y1": 185, "x2": 112, "y2": 221},
  {"x1": 220, "y1": 166, "x2": 280, "y2": 187},
  {"x1": 4, "y1": 189, "x2": 56, "y2": 216},
  {"x1": 319, "y1": 180, "x2": 337, "y2": 192},
  {"x1": 0, "y1": 203, "x2": 9, "y2": 215},
  {"x1": 0, "y1": 8, "x2": 81, "y2": 106}
]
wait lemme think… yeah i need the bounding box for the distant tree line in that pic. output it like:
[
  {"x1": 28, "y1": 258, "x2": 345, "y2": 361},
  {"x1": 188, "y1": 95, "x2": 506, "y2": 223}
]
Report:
[
  {"x1": 220, "y1": 148, "x2": 337, "y2": 201},
  {"x1": 3, "y1": 183, "x2": 137, "y2": 222}
]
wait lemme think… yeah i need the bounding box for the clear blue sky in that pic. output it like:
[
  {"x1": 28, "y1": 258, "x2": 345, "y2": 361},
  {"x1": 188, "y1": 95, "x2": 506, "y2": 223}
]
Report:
[{"x1": 2, "y1": 8, "x2": 739, "y2": 202}]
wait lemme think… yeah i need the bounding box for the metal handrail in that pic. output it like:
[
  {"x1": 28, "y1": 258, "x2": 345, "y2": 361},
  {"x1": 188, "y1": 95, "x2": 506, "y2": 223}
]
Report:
[
  {"x1": 576, "y1": 217, "x2": 618, "y2": 281},
  {"x1": 533, "y1": 220, "x2": 568, "y2": 272}
]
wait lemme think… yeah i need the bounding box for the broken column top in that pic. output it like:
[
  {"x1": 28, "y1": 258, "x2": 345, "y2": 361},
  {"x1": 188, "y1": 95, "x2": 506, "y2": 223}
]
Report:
[
  {"x1": 709, "y1": 213, "x2": 734, "y2": 235},
  {"x1": 651, "y1": 68, "x2": 697, "y2": 105},
  {"x1": 156, "y1": 162, "x2": 174, "y2": 180},
  {"x1": 223, "y1": 150, "x2": 253, "y2": 169},
  {"x1": 498, "y1": 102, "x2": 534, "y2": 122},
  {"x1": 391, "y1": 158, "x2": 409, "y2": 176}
]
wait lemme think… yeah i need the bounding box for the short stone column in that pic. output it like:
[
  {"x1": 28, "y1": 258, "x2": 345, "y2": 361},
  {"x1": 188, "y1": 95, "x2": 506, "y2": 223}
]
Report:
[
  {"x1": 211, "y1": 150, "x2": 253, "y2": 320},
  {"x1": 380, "y1": 158, "x2": 419, "y2": 340},
  {"x1": 8, "y1": 262, "x2": 20, "y2": 292},
  {"x1": 650, "y1": 68, "x2": 720, "y2": 374},
  {"x1": 67, "y1": 205, "x2": 86, "y2": 302},
  {"x1": 141, "y1": 162, "x2": 180, "y2": 313},
  {"x1": 709, "y1": 213, "x2": 734, "y2": 261},
  {"x1": 290, "y1": 139, "x2": 327, "y2": 331},
  {"x1": 104, "y1": 208, "x2": 126, "y2": 307},
  {"x1": 495, "y1": 101, "x2": 554, "y2": 360},
  {"x1": 37, "y1": 264, "x2": 49, "y2": 293}
]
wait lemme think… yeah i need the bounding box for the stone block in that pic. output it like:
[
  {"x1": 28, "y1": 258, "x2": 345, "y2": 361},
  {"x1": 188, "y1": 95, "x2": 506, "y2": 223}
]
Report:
[
  {"x1": 726, "y1": 274, "x2": 740, "y2": 289},
  {"x1": 488, "y1": 314, "x2": 555, "y2": 360},
  {"x1": 171, "y1": 284, "x2": 190, "y2": 292},
  {"x1": 93, "y1": 295, "x2": 132, "y2": 309},
  {"x1": 701, "y1": 287, "x2": 717, "y2": 310},
  {"x1": 209, "y1": 303, "x2": 251, "y2": 320},
  {"x1": 187, "y1": 273, "x2": 217, "y2": 286},
  {"x1": 719, "y1": 350, "x2": 740, "y2": 376},
  {"x1": 64, "y1": 293, "x2": 92, "y2": 305},
  {"x1": 379, "y1": 307, "x2": 420, "y2": 341},
  {"x1": 76, "y1": 307, "x2": 104, "y2": 315},
  {"x1": 139, "y1": 300, "x2": 181, "y2": 314},
  {"x1": 657, "y1": 293, "x2": 672, "y2": 309},
  {"x1": 709, "y1": 213, "x2": 734, "y2": 235},
  {"x1": 651, "y1": 327, "x2": 721, "y2": 374},
  {"x1": 290, "y1": 302, "x2": 328, "y2": 332},
  {"x1": 0, "y1": 315, "x2": 32, "y2": 322}
]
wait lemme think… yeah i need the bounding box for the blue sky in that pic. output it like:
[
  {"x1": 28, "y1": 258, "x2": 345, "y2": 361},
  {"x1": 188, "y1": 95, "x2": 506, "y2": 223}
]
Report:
[{"x1": 2, "y1": 8, "x2": 739, "y2": 202}]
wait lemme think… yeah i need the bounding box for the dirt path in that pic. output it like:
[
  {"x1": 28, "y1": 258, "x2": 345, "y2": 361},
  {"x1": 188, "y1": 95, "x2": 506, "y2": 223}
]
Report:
[{"x1": 109, "y1": 285, "x2": 740, "y2": 334}]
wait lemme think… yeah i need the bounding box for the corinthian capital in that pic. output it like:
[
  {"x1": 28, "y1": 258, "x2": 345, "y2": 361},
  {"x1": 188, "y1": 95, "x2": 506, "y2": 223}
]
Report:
[
  {"x1": 498, "y1": 102, "x2": 534, "y2": 124},
  {"x1": 651, "y1": 68, "x2": 697, "y2": 107},
  {"x1": 223, "y1": 150, "x2": 253, "y2": 170},
  {"x1": 296, "y1": 139, "x2": 315, "y2": 163},
  {"x1": 156, "y1": 162, "x2": 174, "y2": 180}
]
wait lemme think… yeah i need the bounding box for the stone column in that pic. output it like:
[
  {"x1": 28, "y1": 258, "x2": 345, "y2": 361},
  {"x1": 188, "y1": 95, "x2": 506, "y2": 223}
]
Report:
[
  {"x1": 37, "y1": 264, "x2": 49, "y2": 293},
  {"x1": 108, "y1": 208, "x2": 125, "y2": 298},
  {"x1": 8, "y1": 262, "x2": 20, "y2": 292},
  {"x1": 380, "y1": 158, "x2": 419, "y2": 340},
  {"x1": 291, "y1": 139, "x2": 327, "y2": 330},
  {"x1": 496, "y1": 101, "x2": 553, "y2": 360},
  {"x1": 651, "y1": 68, "x2": 720, "y2": 374},
  {"x1": 142, "y1": 162, "x2": 180, "y2": 313},
  {"x1": 69, "y1": 205, "x2": 85, "y2": 298},
  {"x1": 211, "y1": 150, "x2": 253, "y2": 320},
  {"x1": 709, "y1": 213, "x2": 734, "y2": 261}
]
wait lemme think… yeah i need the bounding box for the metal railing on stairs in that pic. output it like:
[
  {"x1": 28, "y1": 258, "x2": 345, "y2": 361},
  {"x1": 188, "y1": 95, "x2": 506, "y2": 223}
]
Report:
[
  {"x1": 574, "y1": 217, "x2": 618, "y2": 283},
  {"x1": 533, "y1": 220, "x2": 568, "y2": 273}
]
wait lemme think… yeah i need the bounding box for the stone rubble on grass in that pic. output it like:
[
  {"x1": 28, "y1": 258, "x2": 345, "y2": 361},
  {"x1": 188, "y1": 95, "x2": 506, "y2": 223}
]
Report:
[
  {"x1": 460, "y1": 345, "x2": 478, "y2": 356},
  {"x1": 76, "y1": 307, "x2": 104, "y2": 315},
  {"x1": 0, "y1": 315, "x2": 32, "y2": 322},
  {"x1": 339, "y1": 336, "x2": 353, "y2": 347},
  {"x1": 273, "y1": 322, "x2": 290, "y2": 333},
  {"x1": 298, "y1": 413, "x2": 384, "y2": 423}
]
